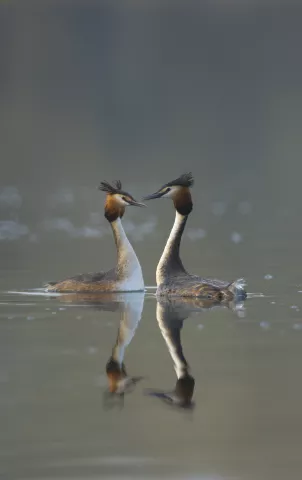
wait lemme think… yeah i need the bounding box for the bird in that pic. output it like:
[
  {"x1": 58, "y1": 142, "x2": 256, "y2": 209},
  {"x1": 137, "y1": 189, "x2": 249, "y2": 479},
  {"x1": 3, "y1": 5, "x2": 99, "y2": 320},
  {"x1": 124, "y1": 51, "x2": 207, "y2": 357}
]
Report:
[
  {"x1": 45, "y1": 180, "x2": 146, "y2": 293},
  {"x1": 143, "y1": 173, "x2": 246, "y2": 301}
]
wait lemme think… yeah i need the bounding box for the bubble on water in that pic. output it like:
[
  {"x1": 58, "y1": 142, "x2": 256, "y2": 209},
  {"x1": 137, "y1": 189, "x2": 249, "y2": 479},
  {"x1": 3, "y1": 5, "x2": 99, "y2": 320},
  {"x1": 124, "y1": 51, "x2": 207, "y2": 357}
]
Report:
[
  {"x1": 290, "y1": 305, "x2": 299, "y2": 310},
  {"x1": 293, "y1": 323, "x2": 302, "y2": 331},
  {"x1": 231, "y1": 232, "x2": 242, "y2": 244},
  {"x1": 26, "y1": 316, "x2": 35, "y2": 321},
  {"x1": 187, "y1": 228, "x2": 207, "y2": 241},
  {"x1": 271, "y1": 301, "x2": 276, "y2": 304},
  {"x1": 260, "y1": 321, "x2": 270, "y2": 330},
  {"x1": 197, "y1": 324, "x2": 204, "y2": 330},
  {"x1": 264, "y1": 274, "x2": 273, "y2": 280},
  {"x1": 59, "y1": 307, "x2": 66, "y2": 311}
]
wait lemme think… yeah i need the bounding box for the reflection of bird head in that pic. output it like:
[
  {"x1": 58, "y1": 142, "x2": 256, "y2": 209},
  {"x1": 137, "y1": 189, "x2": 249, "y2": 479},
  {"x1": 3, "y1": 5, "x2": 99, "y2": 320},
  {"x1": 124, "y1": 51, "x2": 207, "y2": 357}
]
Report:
[
  {"x1": 145, "y1": 373, "x2": 195, "y2": 410},
  {"x1": 106, "y1": 357, "x2": 127, "y2": 394},
  {"x1": 174, "y1": 373, "x2": 195, "y2": 408},
  {"x1": 105, "y1": 357, "x2": 144, "y2": 396}
]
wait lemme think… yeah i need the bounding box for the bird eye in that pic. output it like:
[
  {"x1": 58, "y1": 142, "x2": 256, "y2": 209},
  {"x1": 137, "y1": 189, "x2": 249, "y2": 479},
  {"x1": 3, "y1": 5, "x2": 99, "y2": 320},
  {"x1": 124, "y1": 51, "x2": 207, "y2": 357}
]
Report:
[{"x1": 165, "y1": 188, "x2": 171, "y2": 193}]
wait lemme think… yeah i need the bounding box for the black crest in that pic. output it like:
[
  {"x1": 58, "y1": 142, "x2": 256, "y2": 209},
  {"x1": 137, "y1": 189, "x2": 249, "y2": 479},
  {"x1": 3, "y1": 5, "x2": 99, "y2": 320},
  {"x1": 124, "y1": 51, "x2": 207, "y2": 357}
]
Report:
[
  {"x1": 99, "y1": 180, "x2": 123, "y2": 195},
  {"x1": 165, "y1": 172, "x2": 194, "y2": 188}
]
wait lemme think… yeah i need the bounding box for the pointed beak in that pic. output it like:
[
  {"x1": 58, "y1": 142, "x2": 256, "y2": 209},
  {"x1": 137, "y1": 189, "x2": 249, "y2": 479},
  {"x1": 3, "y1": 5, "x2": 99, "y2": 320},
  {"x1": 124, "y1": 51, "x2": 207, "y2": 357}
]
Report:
[
  {"x1": 143, "y1": 190, "x2": 165, "y2": 200},
  {"x1": 127, "y1": 198, "x2": 147, "y2": 207}
]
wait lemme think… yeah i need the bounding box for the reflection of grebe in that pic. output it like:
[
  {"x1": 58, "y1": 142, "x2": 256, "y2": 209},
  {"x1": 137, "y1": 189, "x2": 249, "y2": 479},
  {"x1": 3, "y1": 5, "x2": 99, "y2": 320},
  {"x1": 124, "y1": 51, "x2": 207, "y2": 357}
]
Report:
[
  {"x1": 45, "y1": 181, "x2": 145, "y2": 293},
  {"x1": 103, "y1": 293, "x2": 145, "y2": 403},
  {"x1": 145, "y1": 297, "x2": 197, "y2": 409},
  {"x1": 144, "y1": 173, "x2": 246, "y2": 300},
  {"x1": 146, "y1": 297, "x2": 244, "y2": 409}
]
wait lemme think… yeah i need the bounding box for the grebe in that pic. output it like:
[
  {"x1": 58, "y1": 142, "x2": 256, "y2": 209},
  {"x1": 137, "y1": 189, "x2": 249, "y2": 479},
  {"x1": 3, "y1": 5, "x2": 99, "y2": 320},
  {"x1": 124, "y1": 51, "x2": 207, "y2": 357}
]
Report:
[
  {"x1": 45, "y1": 180, "x2": 145, "y2": 293},
  {"x1": 143, "y1": 173, "x2": 246, "y2": 300}
]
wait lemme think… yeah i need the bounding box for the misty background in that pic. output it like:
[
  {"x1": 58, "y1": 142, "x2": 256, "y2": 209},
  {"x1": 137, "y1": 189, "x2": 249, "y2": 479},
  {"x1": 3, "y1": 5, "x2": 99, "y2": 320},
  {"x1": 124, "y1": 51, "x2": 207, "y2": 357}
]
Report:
[{"x1": 1, "y1": 1, "x2": 302, "y2": 291}]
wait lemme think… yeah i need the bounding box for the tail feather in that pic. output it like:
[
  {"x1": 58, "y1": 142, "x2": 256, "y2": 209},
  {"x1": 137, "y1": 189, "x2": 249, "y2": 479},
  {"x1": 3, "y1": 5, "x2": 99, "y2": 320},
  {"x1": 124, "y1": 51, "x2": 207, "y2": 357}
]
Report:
[
  {"x1": 228, "y1": 278, "x2": 247, "y2": 300},
  {"x1": 44, "y1": 281, "x2": 57, "y2": 291}
]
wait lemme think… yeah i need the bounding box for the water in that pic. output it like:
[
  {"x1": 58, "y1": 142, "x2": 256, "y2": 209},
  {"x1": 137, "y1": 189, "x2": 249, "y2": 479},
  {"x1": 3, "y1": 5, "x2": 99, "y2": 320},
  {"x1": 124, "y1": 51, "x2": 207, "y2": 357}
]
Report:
[
  {"x1": 2, "y1": 2, "x2": 302, "y2": 478},
  {"x1": 1, "y1": 277, "x2": 302, "y2": 480}
]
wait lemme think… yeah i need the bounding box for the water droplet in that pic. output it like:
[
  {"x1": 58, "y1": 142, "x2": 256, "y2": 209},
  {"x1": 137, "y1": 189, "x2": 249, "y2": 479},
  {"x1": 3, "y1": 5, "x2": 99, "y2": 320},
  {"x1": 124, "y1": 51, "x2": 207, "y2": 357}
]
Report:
[
  {"x1": 231, "y1": 232, "x2": 242, "y2": 244},
  {"x1": 26, "y1": 316, "x2": 35, "y2": 321},
  {"x1": 293, "y1": 323, "x2": 302, "y2": 331},
  {"x1": 59, "y1": 307, "x2": 66, "y2": 311},
  {"x1": 264, "y1": 274, "x2": 273, "y2": 280},
  {"x1": 260, "y1": 321, "x2": 270, "y2": 330},
  {"x1": 271, "y1": 301, "x2": 276, "y2": 304}
]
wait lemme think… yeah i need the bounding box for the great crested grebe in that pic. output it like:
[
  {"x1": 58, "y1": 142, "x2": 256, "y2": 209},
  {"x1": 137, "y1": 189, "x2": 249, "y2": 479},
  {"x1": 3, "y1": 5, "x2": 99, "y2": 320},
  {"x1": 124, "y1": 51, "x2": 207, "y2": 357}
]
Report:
[
  {"x1": 143, "y1": 173, "x2": 246, "y2": 300},
  {"x1": 45, "y1": 181, "x2": 145, "y2": 293}
]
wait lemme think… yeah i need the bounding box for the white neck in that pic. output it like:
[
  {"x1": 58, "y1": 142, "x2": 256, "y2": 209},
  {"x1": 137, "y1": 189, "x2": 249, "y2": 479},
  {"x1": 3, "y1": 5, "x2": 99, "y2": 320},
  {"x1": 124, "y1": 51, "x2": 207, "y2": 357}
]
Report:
[
  {"x1": 111, "y1": 218, "x2": 144, "y2": 291},
  {"x1": 156, "y1": 211, "x2": 187, "y2": 286},
  {"x1": 156, "y1": 302, "x2": 188, "y2": 379},
  {"x1": 112, "y1": 294, "x2": 144, "y2": 364}
]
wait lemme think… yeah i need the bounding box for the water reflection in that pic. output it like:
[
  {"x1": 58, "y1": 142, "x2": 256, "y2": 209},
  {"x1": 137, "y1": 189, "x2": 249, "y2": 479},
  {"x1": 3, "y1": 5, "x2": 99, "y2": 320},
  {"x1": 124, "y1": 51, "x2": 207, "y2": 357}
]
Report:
[
  {"x1": 146, "y1": 297, "x2": 244, "y2": 409},
  {"x1": 103, "y1": 293, "x2": 145, "y2": 407},
  {"x1": 51, "y1": 291, "x2": 145, "y2": 406}
]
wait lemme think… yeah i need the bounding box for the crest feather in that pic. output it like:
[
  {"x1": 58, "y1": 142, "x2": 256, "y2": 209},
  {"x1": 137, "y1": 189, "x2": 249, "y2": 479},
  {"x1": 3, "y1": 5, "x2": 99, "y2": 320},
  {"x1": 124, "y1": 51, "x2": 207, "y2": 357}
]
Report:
[
  {"x1": 166, "y1": 173, "x2": 194, "y2": 188},
  {"x1": 99, "y1": 180, "x2": 123, "y2": 195}
]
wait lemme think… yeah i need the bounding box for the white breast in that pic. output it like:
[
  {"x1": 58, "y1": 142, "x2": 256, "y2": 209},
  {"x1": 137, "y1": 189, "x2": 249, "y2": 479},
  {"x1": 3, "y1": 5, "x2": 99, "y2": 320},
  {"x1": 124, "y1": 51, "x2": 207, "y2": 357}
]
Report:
[
  {"x1": 112, "y1": 218, "x2": 145, "y2": 292},
  {"x1": 118, "y1": 262, "x2": 144, "y2": 292}
]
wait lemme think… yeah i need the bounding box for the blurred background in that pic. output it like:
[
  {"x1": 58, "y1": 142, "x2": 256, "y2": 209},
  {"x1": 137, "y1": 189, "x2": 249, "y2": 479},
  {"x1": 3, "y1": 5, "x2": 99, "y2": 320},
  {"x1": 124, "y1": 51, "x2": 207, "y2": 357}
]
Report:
[
  {"x1": 1, "y1": 1, "x2": 302, "y2": 291},
  {"x1": 2, "y1": 3, "x2": 302, "y2": 480}
]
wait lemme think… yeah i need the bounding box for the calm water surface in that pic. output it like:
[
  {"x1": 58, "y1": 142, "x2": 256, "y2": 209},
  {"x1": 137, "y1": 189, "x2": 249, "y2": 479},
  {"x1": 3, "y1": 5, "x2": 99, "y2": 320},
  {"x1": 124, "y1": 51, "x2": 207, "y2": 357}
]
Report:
[{"x1": 1, "y1": 270, "x2": 302, "y2": 480}]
